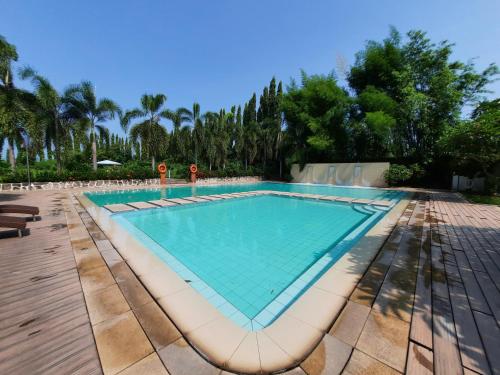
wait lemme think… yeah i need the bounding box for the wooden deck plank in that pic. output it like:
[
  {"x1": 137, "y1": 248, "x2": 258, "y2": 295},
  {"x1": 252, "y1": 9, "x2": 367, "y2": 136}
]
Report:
[
  {"x1": 410, "y1": 201, "x2": 433, "y2": 349},
  {"x1": 407, "y1": 342, "x2": 433, "y2": 375},
  {"x1": 473, "y1": 311, "x2": 500, "y2": 375},
  {"x1": 0, "y1": 191, "x2": 102, "y2": 375}
]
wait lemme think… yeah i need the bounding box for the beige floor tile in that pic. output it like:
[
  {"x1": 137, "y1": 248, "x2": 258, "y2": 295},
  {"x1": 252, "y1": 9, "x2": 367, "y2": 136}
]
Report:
[
  {"x1": 257, "y1": 331, "x2": 295, "y2": 373},
  {"x1": 118, "y1": 353, "x2": 168, "y2": 375},
  {"x1": 314, "y1": 268, "x2": 361, "y2": 298},
  {"x1": 86, "y1": 284, "x2": 131, "y2": 325},
  {"x1": 110, "y1": 262, "x2": 154, "y2": 309},
  {"x1": 157, "y1": 288, "x2": 221, "y2": 334},
  {"x1": 139, "y1": 263, "x2": 189, "y2": 298},
  {"x1": 356, "y1": 311, "x2": 409, "y2": 372},
  {"x1": 343, "y1": 349, "x2": 401, "y2": 375},
  {"x1": 80, "y1": 265, "x2": 116, "y2": 296},
  {"x1": 226, "y1": 332, "x2": 261, "y2": 374},
  {"x1": 329, "y1": 301, "x2": 371, "y2": 346},
  {"x1": 75, "y1": 247, "x2": 108, "y2": 273},
  {"x1": 186, "y1": 318, "x2": 247, "y2": 366},
  {"x1": 263, "y1": 314, "x2": 323, "y2": 361},
  {"x1": 300, "y1": 334, "x2": 353, "y2": 375},
  {"x1": 93, "y1": 310, "x2": 154, "y2": 375},
  {"x1": 158, "y1": 338, "x2": 220, "y2": 375},
  {"x1": 134, "y1": 301, "x2": 182, "y2": 351},
  {"x1": 100, "y1": 248, "x2": 124, "y2": 268},
  {"x1": 285, "y1": 287, "x2": 346, "y2": 331}
]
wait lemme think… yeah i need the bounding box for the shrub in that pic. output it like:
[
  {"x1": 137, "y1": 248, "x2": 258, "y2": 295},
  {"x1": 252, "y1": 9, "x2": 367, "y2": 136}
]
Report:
[{"x1": 384, "y1": 164, "x2": 413, "y2": 186}]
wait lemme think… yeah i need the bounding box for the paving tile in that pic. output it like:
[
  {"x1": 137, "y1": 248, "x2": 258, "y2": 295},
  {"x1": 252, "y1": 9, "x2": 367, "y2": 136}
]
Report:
[
  {"x1": 343, "y1": 349, "x2": 401, "y2": 375},
  {"x1": 356, "y1": 310, "x2": 409, "y2": 372},
  {"x1": 186, "y1": 317, "x2": 247, "y2": 366},
  {"x1": 372, "y1": 268, "x2": 416, "y2": 322},
  {"x1": 86, "y1": 284, "x2": 131, "y2": 325},
  {"x1": 300, "y1": 334, "x2": 352, "y2": 375},
  {"x1": 100, "y1": 248, "x2": 124, "y2": 268},
  {"x1": 226, "y1": 332, "x2": 260, "y2": 374},
  {"x1": 118, "y1": 353, "x2": 168, "y2": 375},
  {"x1": 256, "y1": 331, "x2": 295, "y2": 373},
  {"x1": 329, "y1": 301, "x2": 370, "y2": 346},
  {"x1": 75, "y1": 247, "x2": 108, "y2": 273},
  {"x1": 134, "y1": 301, "x2": 182, "y2": 351},
  {"x1": 285, "y1": 287, "x2": 346, "y2": 331},
  {"x1": 80, "y1": 265, "x2": 116, "y2": 295},
  {"x1": 93, "y1": 310, "x2": 154, "y2": 375},
  {"x1": 110, "y1": 262, "x2": 154, "y2": 309},
  {"x1": 158, "y1": 338, "x2": 219, "y2": 375},
  {"x1": 263, "y1": 314, "x2": 323, "y2": 361}
]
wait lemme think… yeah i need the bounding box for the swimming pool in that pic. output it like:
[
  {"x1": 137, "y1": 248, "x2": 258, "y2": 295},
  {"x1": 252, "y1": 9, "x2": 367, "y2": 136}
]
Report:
[
  {"x1": 112, "y1": 194, "x2": 387, "y2": 330},
  {"x1": 86, "y1": 181, "x2": 403, "y2": 206}
]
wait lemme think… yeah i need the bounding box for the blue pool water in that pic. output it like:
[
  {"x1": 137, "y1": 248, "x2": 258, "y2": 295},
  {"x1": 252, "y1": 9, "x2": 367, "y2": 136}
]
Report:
[
  {"x1": 86, "y1": 181, "x2": 403, "y2": 206},
  {"x1": 113, "y1": 195, "x2": 386, "y2": 329}
]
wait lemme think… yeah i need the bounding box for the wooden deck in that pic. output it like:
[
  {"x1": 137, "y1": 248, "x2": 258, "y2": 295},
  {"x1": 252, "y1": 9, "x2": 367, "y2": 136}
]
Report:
[
  {"x1": 317, "y1": 192, "x2": 500, "y2": 375},
  {"x1": 0, "y1": 191, "x2": 102, "y2": 375},
  {"x1": 1, "y1": 189, "x2": 499, "y2": 375}
]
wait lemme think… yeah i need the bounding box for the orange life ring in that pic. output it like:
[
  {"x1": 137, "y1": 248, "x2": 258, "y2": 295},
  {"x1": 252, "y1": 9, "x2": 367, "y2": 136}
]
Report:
[
  {"x1": 157, "y1": 163, "x2": 167, "y2": 174},
  {"x1": 189, "y1": 164, "x2": 198, "y2": 174}
]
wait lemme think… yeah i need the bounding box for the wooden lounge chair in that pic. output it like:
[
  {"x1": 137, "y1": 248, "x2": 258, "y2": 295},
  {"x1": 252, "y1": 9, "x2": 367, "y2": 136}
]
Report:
[
  {"x1": 0, "y1": 215, "x2": 27, "y2": 237},
  {"x1": 0, "y1": 204, "x2": 40, "y2": 220}
]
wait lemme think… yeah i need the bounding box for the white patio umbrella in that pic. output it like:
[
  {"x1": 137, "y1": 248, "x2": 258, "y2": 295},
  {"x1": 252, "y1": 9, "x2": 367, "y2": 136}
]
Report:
[{"x1": 96, "y1": 160, "x2": 122, "y2": 166}]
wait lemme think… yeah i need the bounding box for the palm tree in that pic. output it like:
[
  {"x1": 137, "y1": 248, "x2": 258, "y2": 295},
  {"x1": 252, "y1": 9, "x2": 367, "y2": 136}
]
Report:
[
  {"x1": 121, "y1": 94, "x2": 170, "y2": 170},
  {"x1": 163, "y1": 107, "x2": 191, "y2": 161},
  {"x1": 19, "y1": 67, "x2": 67, "y2": 174},
  {"x1": 63, "y1": 81, "x2": 119, "y2": 170},
  {"x1": 0, "y1": 35, "x2": 33, "y2": 169},
  {"x1": 185, "y1": 103, "x2": 204, "y2": 163}
]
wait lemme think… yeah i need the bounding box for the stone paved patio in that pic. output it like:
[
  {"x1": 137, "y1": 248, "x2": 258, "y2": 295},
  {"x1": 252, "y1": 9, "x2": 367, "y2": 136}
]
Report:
[{"x1": 1, "y1": 188, "x2": 499, "y2": 374}]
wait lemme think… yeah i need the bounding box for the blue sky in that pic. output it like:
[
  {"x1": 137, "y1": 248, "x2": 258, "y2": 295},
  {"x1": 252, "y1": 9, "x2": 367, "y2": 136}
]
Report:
[{"x1": 2, "y1": 0, "x2": 499, "y2": 135}]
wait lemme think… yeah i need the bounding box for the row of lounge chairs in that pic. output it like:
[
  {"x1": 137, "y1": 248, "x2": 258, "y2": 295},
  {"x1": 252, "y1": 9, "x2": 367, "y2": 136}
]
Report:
[
  {"x1": 0, "y1": 179, "x2": 163, "y2": 191},
  {"x1": 0, "y1": 205, "x2": 40, "y2": 237}
]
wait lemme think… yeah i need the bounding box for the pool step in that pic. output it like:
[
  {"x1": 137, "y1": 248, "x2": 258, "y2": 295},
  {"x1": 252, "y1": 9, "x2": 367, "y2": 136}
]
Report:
[
  {"x1": 149, "y1": 199, "x2": 178, "y2": 207},
  {"x1": 103, "y1": 191, "x2": 394, "y2": 212},
  {"x1": 127, "y1": 201, "x2": 157, "y2": 210},
  {"x1": 103, "y1": 203, "x2": 136, "y2": 212}
]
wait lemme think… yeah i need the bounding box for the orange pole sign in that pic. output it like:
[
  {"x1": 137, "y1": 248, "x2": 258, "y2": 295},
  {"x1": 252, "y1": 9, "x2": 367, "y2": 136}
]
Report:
[
  {"x1": 158, "y1": 162, "x2": 167, "y2": 185},
  {"x1": 189, "y1": 164, "x2": 197, "y2": 183}
]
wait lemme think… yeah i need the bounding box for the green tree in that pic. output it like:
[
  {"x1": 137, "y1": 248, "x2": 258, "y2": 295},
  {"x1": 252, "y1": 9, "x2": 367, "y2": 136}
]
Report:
[
  {"x1": 281, "y1": 72, "x2": 351, "y2": 163},
  {"x1": 0, "y1": 35, "x2": 35, "y2": 169},
  {"x1": 439, "y1": 99, "x2": 500, "y2": 192},
  {"x1": 122, "y1": 94, "x2": 170, "y2": 170},
  {"x1": 63, "y1": 81, "x2": 119, "y2": 170},
  {"x1": 19, "y1": 67, "x2": 69, "y2": 173},
  {"x1": 348, "y1": 28, "x2": 499, "y2": 160}
]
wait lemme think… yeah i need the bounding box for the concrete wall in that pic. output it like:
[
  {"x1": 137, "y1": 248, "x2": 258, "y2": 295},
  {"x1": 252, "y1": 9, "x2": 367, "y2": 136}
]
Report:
[{"x1": 290, "y1": 162, "x2": 390, "y2": 187}]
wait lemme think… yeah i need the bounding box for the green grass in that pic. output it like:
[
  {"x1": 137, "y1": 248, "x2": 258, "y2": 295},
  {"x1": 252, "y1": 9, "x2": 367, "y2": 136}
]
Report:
[{"x1": 462, "y1": 193, "x2": 500, "y2": 205}]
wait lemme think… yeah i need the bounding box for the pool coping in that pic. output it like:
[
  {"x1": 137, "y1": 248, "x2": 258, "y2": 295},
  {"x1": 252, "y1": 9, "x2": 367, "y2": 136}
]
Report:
[
  {"x1": 107, "y1": 193, "x2": 387, "y2": 331},
  {"x1": 77, "y1": 189, "x2": 411, "y2": 374}
]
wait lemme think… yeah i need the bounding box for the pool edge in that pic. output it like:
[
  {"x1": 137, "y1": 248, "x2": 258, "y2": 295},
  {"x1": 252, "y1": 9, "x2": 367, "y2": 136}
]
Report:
[{"x1": 76, "y1": 191, "x2": 413, "y2": 374}]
